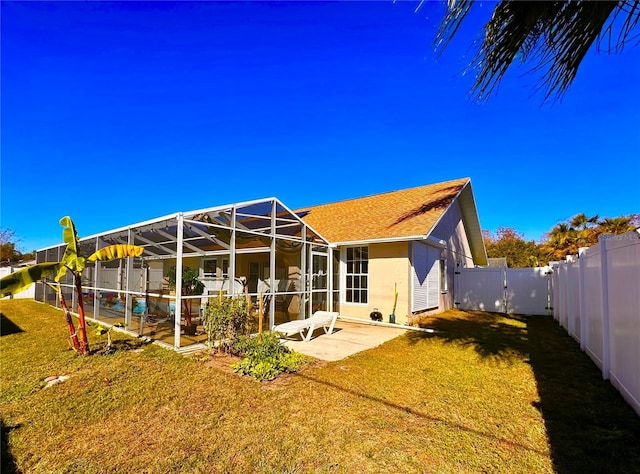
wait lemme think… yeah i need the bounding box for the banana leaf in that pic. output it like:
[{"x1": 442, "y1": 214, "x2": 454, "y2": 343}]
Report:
[
  {"x1": 0, "y1": 262, "x2": 60, "y2": 298},
  {"x1": 87, "y1": 244, "x2": 144, "y2": 262},
  {"x1": 56, "y1": 216, "x2": 85, "y2": 282}
]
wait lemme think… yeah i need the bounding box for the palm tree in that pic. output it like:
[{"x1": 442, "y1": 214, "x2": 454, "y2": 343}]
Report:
[
  {"x1": 569, "y1": 213, "x2": 599, "y2": 247},
  {"x1": 598, "y1": 216, "x2": 635, "y2": 235},
  {"x1": 433, "y1": 0, "x2": 640, "y2": 102},
  {"x1": 569, "y1": 213, "x2": 599, "y2": 230},
  {"x1": 543, "y1": 222, "x2": 575, "y2": 260}
]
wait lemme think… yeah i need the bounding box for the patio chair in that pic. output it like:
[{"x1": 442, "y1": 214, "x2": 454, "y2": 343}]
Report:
[{"x1": 272, "y1": 310, "x2": 339, "y2": 342}]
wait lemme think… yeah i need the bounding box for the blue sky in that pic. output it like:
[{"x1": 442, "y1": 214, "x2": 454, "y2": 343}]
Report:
[{"x1": 2, "y1": 1, "x2": 639, "y2": 253}]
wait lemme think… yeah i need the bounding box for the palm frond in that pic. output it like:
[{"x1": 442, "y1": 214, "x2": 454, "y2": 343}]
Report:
[{"x1": 433, "y1": 0, "x2": 640, "y2": 102}]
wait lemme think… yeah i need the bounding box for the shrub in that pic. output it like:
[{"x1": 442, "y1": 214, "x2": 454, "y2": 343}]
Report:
[
  {"x1": 202, "y1": 294, "x2": 253, "y2": 353},
  {"x1": 232, "y1": 331, "x2": 307, "y2": 381}
]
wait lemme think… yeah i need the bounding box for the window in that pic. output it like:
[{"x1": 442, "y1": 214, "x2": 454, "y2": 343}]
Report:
[
  {"x1": 203, "y1": 257, "x2": 229, "y2": 278},
  {"x1": 345, "y1": 246, "x2": 368, "y2": 304},
  {"x1": 203, "y1": 259, "x2": 217, "y2": 278}
]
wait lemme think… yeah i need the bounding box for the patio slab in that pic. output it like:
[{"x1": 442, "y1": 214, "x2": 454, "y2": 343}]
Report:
[{"x1": 282, "y1": 319, "x2": 407, "y2": 361}]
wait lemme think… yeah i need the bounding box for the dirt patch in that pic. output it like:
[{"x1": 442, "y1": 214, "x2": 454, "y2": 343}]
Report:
[
  {"x1": 190, "y1": 351, "x2": 241, "y2": 374},
  {"x1": 189, "y1": 350, "x2": 326, "y2": 386}
]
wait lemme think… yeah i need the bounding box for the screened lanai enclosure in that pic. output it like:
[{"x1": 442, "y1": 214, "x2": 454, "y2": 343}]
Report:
[{"x1": 34, "y1": 198, "x2": 335, "y2": 350}]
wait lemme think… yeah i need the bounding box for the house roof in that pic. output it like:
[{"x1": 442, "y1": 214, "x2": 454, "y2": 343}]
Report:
[{"x1": 296, "y1": 177, "x2": 488, "y2": 265}]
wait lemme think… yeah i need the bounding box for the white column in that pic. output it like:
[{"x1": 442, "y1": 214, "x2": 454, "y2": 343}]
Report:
[
  {"x1": 174, "y1": 214, "x2": 184, "y2": 348},
  {"x1": 301, "y1": 227, "x2": 307, "y2": 319},
  {"x1": 125, "y1": 228, "x2": 133, "y2": 329},
  {"x1": 269, "y1": 200, "x2": 276, "y2": 328},
  {"x1": 327, "y1": 246, "x2": 333, "y2": 312},
  {"x1": 93, "y1": 237, "x2": 99, "y2": 318},
  {"x1": 230, "y1": 206, "x2": 236, "y2": 297}
]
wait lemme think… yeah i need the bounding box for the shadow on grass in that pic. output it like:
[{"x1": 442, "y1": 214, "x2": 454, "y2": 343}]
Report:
[
  {"x1": 406, "y1": 311, "x2": 529, "y2": 362},
  {"x1": 527, "y1": 316, "x2": 640, "y2": 473},
  {"x1": 406, "y1": 311, "x2": 640, "y2": 473},
  {"x1": 294, "y1": 371, "x2": 548, "y2": 456},
  {"x1": 1, "y1": 418, "x2": 19, "y2": 474},
  {"x1": 0, "y1": 313, "x2": 23, "y2": 336}
]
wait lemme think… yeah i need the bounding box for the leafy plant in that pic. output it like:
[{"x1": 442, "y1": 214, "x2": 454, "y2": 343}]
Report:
[
  {"x1": 91, "y1": 321, "x2": 126, "y2": 353},
  {"x1": 202, "y1": 294, "x2": 253, "y2": 352},
  {"x1": 167, "y1": 266, "x2": 205, "y2": 327},
  {"x1": 232, "y1": 331, "x2": 307, "y2": 381}
]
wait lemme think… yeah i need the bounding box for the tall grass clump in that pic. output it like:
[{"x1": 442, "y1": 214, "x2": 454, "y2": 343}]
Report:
[{"x1": 201, "y1": 294, "x2": 252, "y2": 353}]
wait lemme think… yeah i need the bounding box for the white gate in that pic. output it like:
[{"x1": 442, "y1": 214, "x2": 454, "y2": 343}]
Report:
[
  {"x1": 505, "y1": 267, "x2": 551, "y2": 315},
  {"x1": 455, "y1": 267, "x2": 506, "y2": 312},
  {"x1": 456, "y1": 266, "x2": 551, "y2": 316}
]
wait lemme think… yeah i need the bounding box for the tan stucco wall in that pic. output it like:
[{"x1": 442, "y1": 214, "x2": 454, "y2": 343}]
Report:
[{"x1": 339, "y1": 242, "x2": 412, "y2": 324}]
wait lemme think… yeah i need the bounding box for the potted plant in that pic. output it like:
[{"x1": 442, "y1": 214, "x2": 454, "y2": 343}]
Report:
[{"x1": 168, "y1": 266, "x2": 205, "y2": 335}]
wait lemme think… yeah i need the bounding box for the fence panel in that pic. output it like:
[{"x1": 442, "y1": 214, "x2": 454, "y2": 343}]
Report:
[
  {"x1": 557, "y1": 264, "x2": 569, "y2": 330},
  {"x1": 456, "y1": 267, "x2": 506, "y2": 312},
  {"x1": 604, "y1": 237, "x2": 640, "y2": 416},
  {"x1": 567, "y1": 259, "x2": 581, "y2": 341},
  {"x1": 457, "y1": 267, "x2": 551, "y2": 315},
  {"x1": 505, "y1": 267, "x2": 550, "y2": 316},
  {"x1": 582, "y1": 245, "x2": 604, "y2": 369},
  {"x1": 552, "y1": 233, "x2": 640, "y2": 416}
]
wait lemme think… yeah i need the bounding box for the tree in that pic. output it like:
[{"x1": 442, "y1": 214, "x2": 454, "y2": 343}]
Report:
[
  {"x1": 541, "y1": 213, "x2": 637, "y2": 261},
  {"x1": 483, "y1": 227, "x2": 542, "y2": 268},
  {"x1": 598, "y1": 216, "x2": 635, "y2": 235},
  {"x1": 168, "y1": 266, "x2": 205, "y2": 329},
  {"x1": 0, "y1": 228, "x2": 33, "y2": 264},
  {"x1": 0, "y1": 217, "x2": 143, "y2": 355},
  {"x1": 433, "y1": 0, "x2": 640, "y2": 102}
]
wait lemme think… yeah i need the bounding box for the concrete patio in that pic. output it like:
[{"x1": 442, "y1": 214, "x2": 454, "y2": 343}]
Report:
[{"x1": 282, "y1": 319, "x2": 408, "y2": 361}]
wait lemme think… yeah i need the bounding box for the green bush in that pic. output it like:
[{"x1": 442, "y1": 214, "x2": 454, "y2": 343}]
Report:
[
  {"x1": 232, "y1": 331, "x2": 307, "y2": 381},
  {"x1": 202, "y1": 295, "x2": 253, "y2": 352}
]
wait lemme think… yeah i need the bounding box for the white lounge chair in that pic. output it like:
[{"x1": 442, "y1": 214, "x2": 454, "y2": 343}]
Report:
[{"x1": 272, "y1": 311, "x2": 339, "y2": 341}]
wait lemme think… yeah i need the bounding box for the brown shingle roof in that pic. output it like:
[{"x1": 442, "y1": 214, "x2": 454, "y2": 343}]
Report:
[{"x1": 297, "y1": 178, "x2": 470, "y2": 243}]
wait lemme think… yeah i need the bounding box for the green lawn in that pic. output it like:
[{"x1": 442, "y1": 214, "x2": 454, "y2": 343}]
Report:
[{"x1": 1, "y1": 300, "x2": 639, "y2": 473}]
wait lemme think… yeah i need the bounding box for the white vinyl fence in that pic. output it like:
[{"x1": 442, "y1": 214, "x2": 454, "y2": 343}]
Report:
[
  {"x1": 552, "y1": 232, "x2": 640, "y2": 416},
  {"x1": 455, "y1": 266, "x2": 551, "y2": 315}
]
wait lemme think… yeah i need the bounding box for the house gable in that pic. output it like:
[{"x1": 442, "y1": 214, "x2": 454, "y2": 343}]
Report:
[
  {"x1": 297, "y1": 177, "x2": 487, "y2": 266},
  {"x1": 297, "y1": 178, "x2": 468, "y2": 243}
]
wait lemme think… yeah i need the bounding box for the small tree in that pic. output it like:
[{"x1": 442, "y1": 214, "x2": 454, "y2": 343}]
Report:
[
  {"x1": 0, "y1": 217, "x2": 144, "y2": 355},
  {"x1": 167, "y1": 266, "x2": 205, "y2": 327},
  {"x1": 201, "y1": 294, "x2": 252, "y2": 352},
  {"x1": 483, "y1": 227, "x2": 542, "y2": 268}
]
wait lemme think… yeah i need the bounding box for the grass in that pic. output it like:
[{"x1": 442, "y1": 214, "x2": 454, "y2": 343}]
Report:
[{"x1": 1, "y1": 300, "x2": 639, "y2": 473}]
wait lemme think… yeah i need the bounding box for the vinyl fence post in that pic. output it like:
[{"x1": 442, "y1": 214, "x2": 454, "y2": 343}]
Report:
[
  {"x1": 578, "y1": 248, "x2": 587, "y2": 350},
  {"x1": 600, "y1": 239, "x2": 611, "y2": 381},
  {"x1": 566, "y1": 256, "x2": 575, "y2": 337}
]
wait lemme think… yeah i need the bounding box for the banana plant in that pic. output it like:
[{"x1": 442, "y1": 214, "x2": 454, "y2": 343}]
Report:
[
  {"x1": 91, "y1": 321, "x2": 126, "y2": 353},
  {"x1": 0, "y1": 216, "x2": 144, "y2": 355},
  {"x1": 0, "y1": 262, "x2": 81, "y2": 351}
]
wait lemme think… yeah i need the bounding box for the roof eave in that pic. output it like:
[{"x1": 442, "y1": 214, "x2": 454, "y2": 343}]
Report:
[{"x1": 330, "y1": 235, "x2": 428, "y2": 247}]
